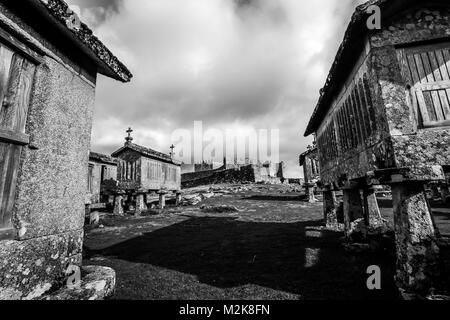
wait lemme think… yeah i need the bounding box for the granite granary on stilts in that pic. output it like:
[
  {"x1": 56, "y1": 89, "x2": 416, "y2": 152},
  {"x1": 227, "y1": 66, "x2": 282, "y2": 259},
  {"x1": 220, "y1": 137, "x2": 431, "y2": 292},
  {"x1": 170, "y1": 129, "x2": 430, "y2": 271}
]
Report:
[
  {"x1": 304, "y1": 0, "x2": 450, "y2": 294},
  {"x1": 111, "y1": 128, "x2": 182, "y2": 214},
  {"x1": 0, "y1": 0, "x2": 132, "y2": 299}
]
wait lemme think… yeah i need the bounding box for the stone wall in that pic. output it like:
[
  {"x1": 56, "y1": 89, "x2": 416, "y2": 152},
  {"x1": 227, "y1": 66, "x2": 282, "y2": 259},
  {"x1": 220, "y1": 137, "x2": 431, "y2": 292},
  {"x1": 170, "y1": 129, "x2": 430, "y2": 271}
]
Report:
[{"x1": 0, "y1": 4, "x2": 97, "y2": 299}]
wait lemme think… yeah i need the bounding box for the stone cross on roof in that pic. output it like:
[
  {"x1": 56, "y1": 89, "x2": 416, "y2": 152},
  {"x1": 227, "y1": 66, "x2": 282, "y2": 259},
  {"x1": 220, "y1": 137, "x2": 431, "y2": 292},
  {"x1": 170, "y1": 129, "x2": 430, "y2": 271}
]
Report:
[
  {"x1": 169, "y1": 144, "x2": 175, "y2": 158},
  {"x1": 125, "y1": 127, "x2": 133, "y2": 144}
]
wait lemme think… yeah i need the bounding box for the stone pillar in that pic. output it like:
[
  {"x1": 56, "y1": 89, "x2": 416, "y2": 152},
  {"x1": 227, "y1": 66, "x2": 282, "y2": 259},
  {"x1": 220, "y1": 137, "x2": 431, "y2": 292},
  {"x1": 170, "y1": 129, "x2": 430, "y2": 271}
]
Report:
[
  {"x1": 362, "y1": 186, "x2": 383, "y2": 227},
  {"x1": 343, "y1": 188, "x2": 365, "y2": 239},
  {"x1": 175, "y1": 191, "x2": 182, "y2": 206},
  {"x1": 323, "y1": 188, "x2": 338, "y2": 228},
  {"x1": 159, "y1": 190, "x2": 168, "y2": 209},
  {"x1": 441, "y1": 184, "x2": 449, "y2": 204},
  {"x1": 391, "y1": 182, "x2": 440, "y2": 293},
  {"x1": 113, "y1": 194, "x2": 124, "y2": 215},
  {"x1": 304, "y1": 183, "x2": 317, "y2": 203},
  {"x1": 135, "y1": 193, "x2": 147, "y2": 216}
]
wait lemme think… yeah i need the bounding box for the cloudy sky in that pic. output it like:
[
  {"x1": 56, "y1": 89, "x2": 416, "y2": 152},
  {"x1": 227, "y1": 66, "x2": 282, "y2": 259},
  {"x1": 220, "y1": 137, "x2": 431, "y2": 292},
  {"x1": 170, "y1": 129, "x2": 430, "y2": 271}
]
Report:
[{"x1": 67, "y1": 0, "x2": 365, "y2": 178}]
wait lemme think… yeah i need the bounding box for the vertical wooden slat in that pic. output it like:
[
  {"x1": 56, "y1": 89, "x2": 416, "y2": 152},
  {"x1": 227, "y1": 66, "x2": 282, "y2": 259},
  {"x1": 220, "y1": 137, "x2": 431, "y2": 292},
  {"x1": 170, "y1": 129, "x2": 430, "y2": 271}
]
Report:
[
  {"x1": 358, "y1": 80, "x2": 372, "y2": 136},
  {"x1": 430, "y1": 90, "x2": 444, "y2": 120},
  {"x1": 345, "y1": 101, "x2": 355, "y2": 148},
  {"x1": 0, "y1": 45, "x2": 14, "y2": 107},
  {"x1": 435, "y1": 50, "x2": 450, "y2": 80},
  {"x1": 14, "y1": 60, "x2": 35, "y2": 132},
  {"x1": 0, "y1": 54, "x2": 24, "y2": 129},
  {"x1": 416, "y1": 89, "x2": 431, "y2": 123},
  {"x1": 0, "y1": 143, "x2": 21, "y2": 229},
  {"x1": 423, "y1": 91, "x2": 438, "y2": 121},
  {"x1": 349, "y1": 95, "x2": 361, "y2": 146},
  {"x1": 429, "y1": 51, "x2": 443, "y2": 81},
  {"x1": 421, "y1": 52, "x2": 435, "y2": 82},
  {"x1": 443, "y1": 50, "x2": 450, "y2": 80},
  {"x1": 407, "y1": 54, "x2": 421, "y2": 84},
  {"x1": 439, "y1": 89, "x2": 450, "y2": 119},
  {"x1": 363, "y1": 74, "x2": 377, "y2": 131},
  {"x1": 415, "y1": 53, "x2": 427, "y2": 83},
  {"x1": 355, "y1": 84, "x2": 370, "y2": 139}
]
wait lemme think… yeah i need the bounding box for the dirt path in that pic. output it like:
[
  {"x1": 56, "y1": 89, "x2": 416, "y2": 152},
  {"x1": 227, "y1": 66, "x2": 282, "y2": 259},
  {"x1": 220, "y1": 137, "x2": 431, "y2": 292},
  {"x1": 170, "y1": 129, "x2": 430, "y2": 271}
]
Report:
[{"x1": 83, "y1": 185, "x2": 403, "y2": 300}]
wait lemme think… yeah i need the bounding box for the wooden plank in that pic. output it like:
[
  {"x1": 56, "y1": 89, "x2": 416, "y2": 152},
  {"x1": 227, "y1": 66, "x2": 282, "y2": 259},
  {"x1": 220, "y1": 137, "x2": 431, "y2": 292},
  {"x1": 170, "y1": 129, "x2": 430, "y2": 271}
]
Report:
[
  {"x1": 15, "y1": 60, "x2": 35, "y2": 132},
  {"x1": 415, "y1": 89, "x2": 430, "y2": 124},
  {"x1": 414, "y1": 53, "x2": 427, "y2": 83},
  {"x1": 407, "y1": 54, "x2": 420, "y2": 85},
  {"x1": 417, "y1": 81, "x2": 450, "y2": 91},
  {"x1": 359, "y1": 81, "x2": 372, "y2": 136},
  {"x1": 0, "y1": 142, "x2": 10, "y2": 227},
  {"x1": 444, "y1": 50, "x2": 450, "y2": 81},
  {"x1": 421, "y1": 52, "x2": 435, "y2": 82},
  {"x1": 356, "y1": 82, "x2": 370, "y2": 137},
  {"x1": 439, "y1": 89, "x2": 450, "y2": 120},
  {"x1": 430, "y1": 90, "x2": 444, "y2": 121},
  {"x1": 435, "y1": 50, "x2": 450, "y2": 80},
  {"x1": 363, "y1": 75, "x2": 377, "y2": 131},
  {"x1": 423, "y1": 119, "x2": 450, "y2": 128},
  {"x1": 0, "y1": 26, "x2": 43, "y2": 64},
  {"x1": 1, "y1": 144, "x2": 21, "y2": 228},
  {"x1": 343, "y1": 101, "x2": 352, "y2": 148},
  {"x1": 0, "y1": 45, "x2": 13, "y2": 106},
  {"x1": 349, "y1": 94, "x2": 361, "y2": 146},
  {"x1": 0, "y1": 54, "x2": 24, "y2": 130},
  {"x1": 423, "y1": 91, "x2": 437, "y2": 121},
  {"x1": 0, "y1": 128, "x2": 29, "y2": 145},
  {"x1": 353, "y1": 87, "x2": 367, "y2": 141},
  {"x1": 429, "y1": 51, "x2": 443, "y2": 81}
]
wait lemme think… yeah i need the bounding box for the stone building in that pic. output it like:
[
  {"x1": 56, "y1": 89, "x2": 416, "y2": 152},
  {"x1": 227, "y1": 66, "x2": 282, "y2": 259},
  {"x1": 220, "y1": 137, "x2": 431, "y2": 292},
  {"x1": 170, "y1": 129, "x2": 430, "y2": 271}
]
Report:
[
  {"x1": 111, "y1": 129, "x2": 182, "y2": 214},
  {"x1": 86, "y1": 152, "x2": 118, "y2": 209},
  {"x1": 299, "y1": 145, "x2": 320, "y2": 202},
  {"x1": 0, "y1": 0, "x2": 131, "y2": 299},
  {"x1": 304, "y1": 0, "x2": 450, "y2": 294}
]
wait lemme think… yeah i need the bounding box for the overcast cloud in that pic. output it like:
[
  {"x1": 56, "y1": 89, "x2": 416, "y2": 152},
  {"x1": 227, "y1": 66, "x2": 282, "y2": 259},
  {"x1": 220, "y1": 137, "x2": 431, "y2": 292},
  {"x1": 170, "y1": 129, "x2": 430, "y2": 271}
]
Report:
[{"x1": 67, "y1": 0, "x2": 365, "y2": 178}]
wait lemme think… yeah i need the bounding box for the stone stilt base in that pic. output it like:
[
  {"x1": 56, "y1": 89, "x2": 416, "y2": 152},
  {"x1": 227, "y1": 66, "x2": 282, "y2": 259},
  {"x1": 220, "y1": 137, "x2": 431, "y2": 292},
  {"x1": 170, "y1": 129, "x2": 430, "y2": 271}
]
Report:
[
  {"x1": 135, "y1": 194, "x2": 147, "y2": 215},
  {"x1": 343, "y1": 188, "x2": 365, "y2": 239},
  {"x1": 175, "y1": 191, "x2": 182, "y2": 206},
  {"x1": 392, "y1": 182, "x2": 440, "y2": 293},
  {"x1": 323, "y1": 189, "x2": 338, "y2": 229},
  {"x1": 159, "y1": 191, "x2": 167, "y2": 209},
  {"x1": 363, "y1": 187, "x2": 383, "y2": 227},
  {"x1": 113, "y1": 195, "x2": 124, "y2": 215},
  {"x1": 306, "y1": 185, "x2": 317, "y2": 203}
]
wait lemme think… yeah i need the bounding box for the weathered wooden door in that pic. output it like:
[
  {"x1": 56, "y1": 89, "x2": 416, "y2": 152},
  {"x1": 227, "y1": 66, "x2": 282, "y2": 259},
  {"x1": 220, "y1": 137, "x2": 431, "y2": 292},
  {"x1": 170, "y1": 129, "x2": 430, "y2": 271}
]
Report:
[
  {"x1": 400, "y1": 42, "x2": 450, "y2": 128},
  {"x1": 0, "y1": 42, "x2": 35, "y2": 239}
]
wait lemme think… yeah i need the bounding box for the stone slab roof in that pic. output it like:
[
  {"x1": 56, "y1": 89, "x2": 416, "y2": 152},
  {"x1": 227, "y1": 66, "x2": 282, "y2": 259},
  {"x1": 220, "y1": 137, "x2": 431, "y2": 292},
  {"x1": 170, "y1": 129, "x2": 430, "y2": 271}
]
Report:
[
  {"x1": 299, "y1": 147, "x2": 318, "y2": 166},
  {"x1": 32, "y1": 0, "x2": 132, "y2": 82},
  {"x1": 89, "y1": 152, "x2": 118, "y2": 166},
  {"x1": 111, "y1": 143, "x2": 181, "y2": 166}
]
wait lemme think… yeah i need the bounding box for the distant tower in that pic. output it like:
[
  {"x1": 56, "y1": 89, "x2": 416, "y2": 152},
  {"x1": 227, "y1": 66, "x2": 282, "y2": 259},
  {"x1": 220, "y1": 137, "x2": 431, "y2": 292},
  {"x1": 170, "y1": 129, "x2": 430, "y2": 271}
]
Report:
[{"x1": 125, "y1": 127, "x2": 133, "y2": 145}]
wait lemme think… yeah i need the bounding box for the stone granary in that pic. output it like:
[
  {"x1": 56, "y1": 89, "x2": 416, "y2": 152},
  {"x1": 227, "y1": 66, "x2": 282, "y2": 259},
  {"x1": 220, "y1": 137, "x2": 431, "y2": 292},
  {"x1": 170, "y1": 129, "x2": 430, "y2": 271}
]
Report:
[
  {"x1": 303, "y1": 0, "x2": 450, "y2": 294},
  {"x1": 86, "y1": 152, "x2": 118, "y2": 210},
  {"x1": 0, "y1": 0, "x2": 132, "y2": 299},
  {"x1": 111, "y1": 129, "x2": 182, "y2": 214},
  {"x1": 299, "y1": 145, "x2": 320, "y2": 203}
]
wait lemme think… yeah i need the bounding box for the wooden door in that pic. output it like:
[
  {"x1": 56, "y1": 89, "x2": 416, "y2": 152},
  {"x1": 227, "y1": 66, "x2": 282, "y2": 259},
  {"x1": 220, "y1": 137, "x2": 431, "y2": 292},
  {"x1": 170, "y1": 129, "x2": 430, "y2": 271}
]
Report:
[
  {"x1": 401, "y1": 42, "x2": 450, "y2": 128},
  {"x1": 0, "y1": 43, "x2": 35, "y2": 238}
]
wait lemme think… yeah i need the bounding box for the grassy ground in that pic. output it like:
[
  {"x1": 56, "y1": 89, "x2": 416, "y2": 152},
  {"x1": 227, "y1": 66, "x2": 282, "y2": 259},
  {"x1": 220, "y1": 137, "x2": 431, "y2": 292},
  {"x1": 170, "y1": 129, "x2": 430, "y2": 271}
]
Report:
[{"x1": 82, "y1": 184, "x2": 449, "y2": 300}]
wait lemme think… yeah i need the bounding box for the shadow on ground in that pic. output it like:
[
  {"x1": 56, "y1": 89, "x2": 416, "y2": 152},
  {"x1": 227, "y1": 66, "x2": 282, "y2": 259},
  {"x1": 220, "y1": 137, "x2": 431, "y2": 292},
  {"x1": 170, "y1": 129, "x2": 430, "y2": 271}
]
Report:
[{"x1": 87, "y1": 216, "x2": 398, "y2": 300}]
